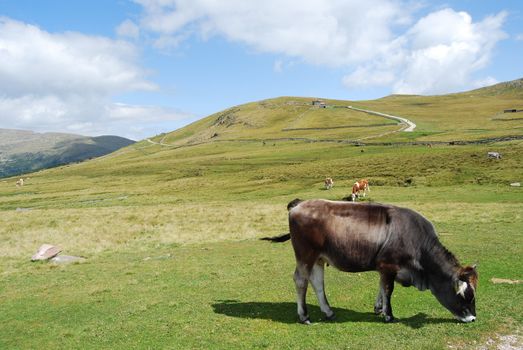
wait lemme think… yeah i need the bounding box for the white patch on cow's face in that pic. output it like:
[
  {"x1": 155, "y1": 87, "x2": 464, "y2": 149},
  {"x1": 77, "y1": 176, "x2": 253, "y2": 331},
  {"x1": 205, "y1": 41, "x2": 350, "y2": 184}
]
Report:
[{"x1": 456, "y1": 280, "x2": 468, "y2": 298}]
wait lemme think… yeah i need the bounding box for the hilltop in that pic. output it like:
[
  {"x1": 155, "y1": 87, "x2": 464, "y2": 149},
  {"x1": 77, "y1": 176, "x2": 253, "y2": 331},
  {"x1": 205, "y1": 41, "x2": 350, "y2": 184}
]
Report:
[
  {"x1": 0, "y1": 129, "x2": 135, "y2": 178},
  {"x1": 151, "y1": 78, "x2": 523, "y2": 147}
]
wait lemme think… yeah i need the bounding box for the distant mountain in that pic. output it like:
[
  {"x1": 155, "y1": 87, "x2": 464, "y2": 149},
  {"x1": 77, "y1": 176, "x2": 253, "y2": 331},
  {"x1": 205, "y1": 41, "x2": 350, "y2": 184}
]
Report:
[{"x1": 0, "y1": 129, "x2": 135, "y2": 178}]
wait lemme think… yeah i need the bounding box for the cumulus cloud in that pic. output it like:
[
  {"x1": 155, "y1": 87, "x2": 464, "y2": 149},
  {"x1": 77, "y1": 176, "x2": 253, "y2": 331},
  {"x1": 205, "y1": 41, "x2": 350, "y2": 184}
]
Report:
[
  {"x1": 0, "y1": 17, "x2": 154, "y2": 97},
  {"x1": 391, "y1": 9, "x2": 507, "y2": 94},
  {"x1": 134, "y1": 0, "x2": 412, "y2": 66},
  {"x1": 0, "y1": 17, "x2": 188, "y2": 139},
  {"x1": 132, "y1": 1, "x2": 507, "y2": 95},
  {"x1": 342, "y1": 9, "x2": 507, "y2": 94}
]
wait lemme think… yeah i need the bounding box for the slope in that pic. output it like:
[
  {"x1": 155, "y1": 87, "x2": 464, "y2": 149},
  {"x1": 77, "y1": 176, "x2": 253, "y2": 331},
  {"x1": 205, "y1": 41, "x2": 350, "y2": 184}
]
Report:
[
  {"x1": 149, "y1": 79, "x2": 523, "y2": 147},
  {"x1": 0, "y1": 129, "x2": 135, "y2": 178},
  {"x1": 357, "y1": 78, "x2": 523, "y2": 142}
]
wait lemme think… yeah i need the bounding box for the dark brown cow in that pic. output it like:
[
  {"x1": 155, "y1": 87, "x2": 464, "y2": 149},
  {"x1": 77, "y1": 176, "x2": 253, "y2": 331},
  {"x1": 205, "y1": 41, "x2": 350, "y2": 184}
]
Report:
[{"x1": 263, "y1": 199, "x2": 477, "y2": 324}]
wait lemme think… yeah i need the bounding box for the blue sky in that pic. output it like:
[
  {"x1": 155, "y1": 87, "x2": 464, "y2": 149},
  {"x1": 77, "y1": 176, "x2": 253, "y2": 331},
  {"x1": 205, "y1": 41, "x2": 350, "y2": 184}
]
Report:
[{"x1": 0, "y1": 0, "x2": 522, "y2": 140}]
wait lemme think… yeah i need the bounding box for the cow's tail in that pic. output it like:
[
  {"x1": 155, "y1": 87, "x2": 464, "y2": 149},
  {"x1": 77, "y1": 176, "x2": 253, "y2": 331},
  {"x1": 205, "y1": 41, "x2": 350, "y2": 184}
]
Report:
[
  {"x1": 260, "y1": 199, "x2": 301, "y2": 243},
  {"x1": 260, "y1": 233, "x2": 291, "y2": 243}
]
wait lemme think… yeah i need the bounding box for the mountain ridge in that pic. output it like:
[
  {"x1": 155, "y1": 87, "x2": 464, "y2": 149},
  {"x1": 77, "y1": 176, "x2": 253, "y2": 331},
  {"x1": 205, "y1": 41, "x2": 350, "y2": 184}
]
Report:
[{"x1": 0, "y1": 128, "x2": 135, "y2": 178}]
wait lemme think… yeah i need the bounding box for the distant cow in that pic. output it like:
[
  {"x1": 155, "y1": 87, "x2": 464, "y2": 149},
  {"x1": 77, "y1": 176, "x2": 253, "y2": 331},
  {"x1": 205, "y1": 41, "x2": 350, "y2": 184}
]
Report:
[
  {"x1": 487, "y1": 152, "x2": 501, "y2": 159},
  {"x1": 262, "y1": 199, "x2": 478, "y2": 324},
  {"x1": 351, "y1": 179, "x2": 369, "y2": 200},
  {"x1": 15, "y1": 178, "x2": 24, "y2": 187},
  {"x1": 324, "y1": 178, "x2": 334, "y2": 190}
]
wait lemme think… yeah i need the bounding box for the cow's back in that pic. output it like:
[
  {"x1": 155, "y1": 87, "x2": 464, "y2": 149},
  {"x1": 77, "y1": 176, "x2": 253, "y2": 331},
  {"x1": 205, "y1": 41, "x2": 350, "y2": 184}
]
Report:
[{"x1": 289, "y1": 200, "x2": 393, "y2": 272}]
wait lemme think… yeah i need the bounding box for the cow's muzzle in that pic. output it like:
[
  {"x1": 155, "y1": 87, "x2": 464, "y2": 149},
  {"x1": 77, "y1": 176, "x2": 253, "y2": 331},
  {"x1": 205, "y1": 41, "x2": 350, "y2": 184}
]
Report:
[{"x1": 456, "y1": 315, "x2": 476, "y2": 323}]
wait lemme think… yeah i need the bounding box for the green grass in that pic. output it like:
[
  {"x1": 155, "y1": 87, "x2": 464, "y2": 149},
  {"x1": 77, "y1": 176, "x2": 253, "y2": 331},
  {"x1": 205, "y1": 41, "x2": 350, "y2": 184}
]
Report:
[
  {"x1": 1, "y1": 173, "x2": 522, "y2": 349},
  {"x1": 1, "y1": 196, "x2": 521, "y2": 349},
  {"x1": 1, "y1": 84, "x2": 523, "y2": 348}
]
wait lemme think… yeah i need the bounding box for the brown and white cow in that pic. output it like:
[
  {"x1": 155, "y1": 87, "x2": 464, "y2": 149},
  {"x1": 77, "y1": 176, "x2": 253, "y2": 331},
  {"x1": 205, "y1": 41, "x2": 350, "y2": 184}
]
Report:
[
  {"x1": 324, "y1": 178, "x2": 334, "y2": 190},
  {"x1": 263, "y1": 199, "x2": 477, "y2": 324},
  {"x1": 15, "y1": 178, "x2": 24, "y2": 187},
  {"x1": 351, "y1": 179, "x2": 369, "y2": 201}
]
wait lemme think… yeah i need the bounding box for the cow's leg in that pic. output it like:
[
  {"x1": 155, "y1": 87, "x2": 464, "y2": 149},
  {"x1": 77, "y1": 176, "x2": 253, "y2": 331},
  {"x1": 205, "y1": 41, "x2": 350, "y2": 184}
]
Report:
[
  {"x1": 294, "y1": 264, "x2": 311, "y2": 324},
  {"x1": 374, "y1": 285, "x2": 384, "y2": 315},
  {"x1": 309, "y1": 262, "x2": 335, "y2": 321},
  {"x1": 379, "y1": 272, "x2": 396, "y2": 323}
]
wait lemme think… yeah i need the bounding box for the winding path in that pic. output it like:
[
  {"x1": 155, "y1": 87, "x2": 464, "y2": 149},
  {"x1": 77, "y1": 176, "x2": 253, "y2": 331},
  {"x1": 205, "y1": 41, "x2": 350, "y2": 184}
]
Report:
[
  {"x1": 144, "y1": 103, "x2": 420, "y2": 148},
  {"x1": 146, "y1": 137, "x2": 172, "y2": 146},
  {"x1": 347, "y1": 106, "x2": 416, "y2": 132}
]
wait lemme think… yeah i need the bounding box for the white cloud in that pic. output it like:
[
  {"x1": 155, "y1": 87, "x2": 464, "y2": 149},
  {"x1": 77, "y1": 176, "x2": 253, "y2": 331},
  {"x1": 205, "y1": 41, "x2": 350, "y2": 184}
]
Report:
[
  {"x1": 0, "y1": 17, "x2": 154, "y2": 97},
  {"x1": 116, "y1": 19, "x2": 140, "y2": 39},
  {"x1": 516, "y1": 33, "x2": 523, "y2": 41},
  {"x1": 0, "y1": 17, "x2": 188, "y2": 140},
  {"x1": 132, "y1": 1, "x2": 507, "y2": 95},
  {"x1": 134, "y1": 0, "x2": 413, "y2": 67},
  {"x1": 392, "y1": 10, "x2": 507, "y2": 94},
  {"x1": 343, "y1": 9, "x2": 507, "y2": 95}
]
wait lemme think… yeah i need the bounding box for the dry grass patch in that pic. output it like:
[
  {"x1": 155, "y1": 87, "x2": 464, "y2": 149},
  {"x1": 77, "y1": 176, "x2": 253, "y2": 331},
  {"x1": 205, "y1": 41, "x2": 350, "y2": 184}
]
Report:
[{"x1": 0, "y1": 202, "x2": 287, "y2": 259}]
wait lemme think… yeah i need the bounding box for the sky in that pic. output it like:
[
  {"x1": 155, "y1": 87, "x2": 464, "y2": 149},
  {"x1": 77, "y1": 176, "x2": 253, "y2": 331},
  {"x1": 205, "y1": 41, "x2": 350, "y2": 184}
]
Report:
[{"x1": 0, "y1": 0, "x2": 522, "y2": 140}]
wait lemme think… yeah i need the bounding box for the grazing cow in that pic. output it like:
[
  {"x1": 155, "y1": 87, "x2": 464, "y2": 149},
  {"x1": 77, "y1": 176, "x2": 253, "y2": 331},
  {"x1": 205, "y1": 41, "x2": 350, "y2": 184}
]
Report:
[
  {"x1": 15, "y1": 178, "x2": 24, "y2": 187},
  {"x1": 351, "y1": 179, "x2": 369, "y2": 200},
  {"x1": 324, "y1": 178, "x2": 334, "y2": 190},
  {"x1": 487, "y1": 152, "x2": 501, "y2": 159},
  {"x1": 262, "y1": 199, "x2": 478, "y2": 324}
]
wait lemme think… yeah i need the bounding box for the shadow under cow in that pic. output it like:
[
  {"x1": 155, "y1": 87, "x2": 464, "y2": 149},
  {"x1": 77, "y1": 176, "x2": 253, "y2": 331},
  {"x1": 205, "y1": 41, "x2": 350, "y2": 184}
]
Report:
[{"x1": 212, "y1": 300, "x2": 456, "y2": 329}]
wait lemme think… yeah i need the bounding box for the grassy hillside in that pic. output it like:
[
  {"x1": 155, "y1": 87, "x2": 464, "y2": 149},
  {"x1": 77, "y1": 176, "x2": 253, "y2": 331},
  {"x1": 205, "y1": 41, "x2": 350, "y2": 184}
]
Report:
[
  {"x1": 0, "y1": 80, "x2": 522, "y2": 349},
  {"x1": 154, "y1": 97, "x2": 399, "y2": 147},
  {"x1": 0, "y1": 129, "x2": 135, "y2": 178},
  {"x1": 357, "y1": 78, "x2": 523, "y2": 142},
  {"x1": 151, "y1": 80, "x2": 523, "y2": 147}
]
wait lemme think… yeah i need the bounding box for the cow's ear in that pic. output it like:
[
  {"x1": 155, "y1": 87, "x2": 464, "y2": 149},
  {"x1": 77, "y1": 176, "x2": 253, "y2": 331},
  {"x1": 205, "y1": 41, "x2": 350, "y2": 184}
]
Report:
[
  {"x1": 460, "y1": 265, "x2": 478, "y2": 278},
  {"x1": 460, "y1": 265, "x2": 479, "y2": 290},
  {"x1": 454, "y1": 280, "x2": 467, "y2": 298}
]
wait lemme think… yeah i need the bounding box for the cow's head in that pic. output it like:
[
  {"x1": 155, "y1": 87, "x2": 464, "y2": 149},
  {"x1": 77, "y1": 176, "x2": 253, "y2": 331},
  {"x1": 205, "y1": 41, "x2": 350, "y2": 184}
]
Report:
[{"x1": 432, "y1": 265, "x2": 478, "y2": 322}]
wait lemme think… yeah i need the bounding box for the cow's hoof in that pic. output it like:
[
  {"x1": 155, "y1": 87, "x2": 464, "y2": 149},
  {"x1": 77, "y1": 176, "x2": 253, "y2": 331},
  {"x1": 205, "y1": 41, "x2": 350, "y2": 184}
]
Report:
[
  {"x1": 384, "y1": 315, "x2": 395, "y2": 323},
  {"x1": 324, "y1": 312, "x2": 336, "y2": 321},
  {"x1": 299, "y1": 318, "x2": 311, "y2": 325},
  {"x1": 374, "y1": 306, "x2": 383, "y2": 315}
]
